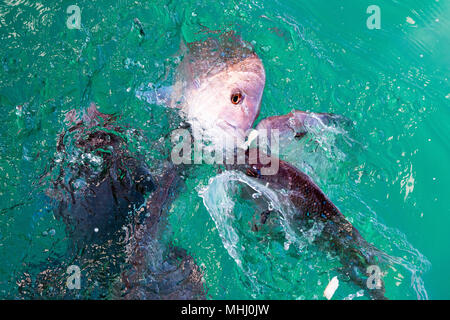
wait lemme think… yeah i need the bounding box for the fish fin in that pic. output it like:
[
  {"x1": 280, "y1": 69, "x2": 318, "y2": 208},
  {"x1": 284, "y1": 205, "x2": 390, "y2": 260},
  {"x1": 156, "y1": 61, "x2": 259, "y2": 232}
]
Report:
[
  {"x1": 255, "y1": 110, "x2": 351, "y2": 139},
  {"x1": 135, "y1": 37, "x2": 188, "y2": 108},
  {"x1": 135, "y1": 85, "x2": 173, "y2": 107},
  {"x1": 178, "y1": 36, "x2": 188, "y2": 56}
]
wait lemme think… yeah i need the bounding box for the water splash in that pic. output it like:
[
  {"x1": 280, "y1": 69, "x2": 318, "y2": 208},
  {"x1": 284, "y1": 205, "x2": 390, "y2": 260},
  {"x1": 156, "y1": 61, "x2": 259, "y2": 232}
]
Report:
[
  {"x1": 199, "y1": 170, "x2": 329, "y2": 298},
  {"x1": 199, "y1": 169, "x2": 430, "y2": 299}
]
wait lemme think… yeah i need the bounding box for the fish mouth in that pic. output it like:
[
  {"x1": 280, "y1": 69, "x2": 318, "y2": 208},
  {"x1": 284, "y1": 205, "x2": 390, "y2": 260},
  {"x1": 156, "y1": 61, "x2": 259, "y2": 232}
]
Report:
[
  {"x1": 219, "y1": 120, "x2": 238, "y2": 131},
  {"x1": 215, "y1": 119, "x2": 256, "y2": 150},
  {"x1": 216, "y1": 119, "x2": 241, "y2": 135}
]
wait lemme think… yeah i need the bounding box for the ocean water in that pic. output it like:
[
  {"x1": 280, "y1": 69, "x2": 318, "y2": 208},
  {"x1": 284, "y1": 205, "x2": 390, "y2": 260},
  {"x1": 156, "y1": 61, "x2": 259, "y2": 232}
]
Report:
[{"x1": 0, "y1": 0, "x2": 449, "y2": 299}]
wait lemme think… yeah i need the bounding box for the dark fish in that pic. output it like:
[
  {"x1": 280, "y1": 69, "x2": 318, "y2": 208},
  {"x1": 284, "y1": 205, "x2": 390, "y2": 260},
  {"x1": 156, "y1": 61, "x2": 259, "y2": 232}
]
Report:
[
  {"x1": 235, "y1": 149, "x2": 387, "y2": 300},
  {"x1": 22, "y1": 104, "x2": 205, "y2": 299}
]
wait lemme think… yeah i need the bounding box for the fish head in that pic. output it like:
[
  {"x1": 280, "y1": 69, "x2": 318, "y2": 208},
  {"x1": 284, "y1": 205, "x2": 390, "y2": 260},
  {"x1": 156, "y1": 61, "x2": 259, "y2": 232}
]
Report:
[
  {"x1": 187, "y1": 54, "x2": 265, "y2": 141},
  {"x1": 178, "y1": 34, "x2": 266, "y2": 144}
]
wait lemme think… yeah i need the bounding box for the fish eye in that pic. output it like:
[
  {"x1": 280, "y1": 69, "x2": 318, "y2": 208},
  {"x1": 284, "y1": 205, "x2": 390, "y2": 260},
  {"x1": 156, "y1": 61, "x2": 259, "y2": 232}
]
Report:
[{"x1": 231, "y1": 92, "x2": 243, "y2": 105}]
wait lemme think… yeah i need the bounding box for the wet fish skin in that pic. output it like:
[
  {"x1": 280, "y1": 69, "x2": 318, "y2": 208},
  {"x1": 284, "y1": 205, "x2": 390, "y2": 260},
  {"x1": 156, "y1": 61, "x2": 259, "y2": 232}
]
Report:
[
  {"x1": 38, "y1": 105, "x2": 206, "y2": 299},
  {"x1": 118, "y1": 164, "x2": 206, "y2": 300},
  {"x1": 236, "y1": 149, "x2": 387, "y2": 300}
]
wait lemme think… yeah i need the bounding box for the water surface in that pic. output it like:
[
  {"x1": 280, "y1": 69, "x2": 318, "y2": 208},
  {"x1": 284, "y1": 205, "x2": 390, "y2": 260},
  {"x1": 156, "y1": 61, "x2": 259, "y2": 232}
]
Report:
[{"x1": 0, "y1": 0, "x2": 449, "y2": 299}]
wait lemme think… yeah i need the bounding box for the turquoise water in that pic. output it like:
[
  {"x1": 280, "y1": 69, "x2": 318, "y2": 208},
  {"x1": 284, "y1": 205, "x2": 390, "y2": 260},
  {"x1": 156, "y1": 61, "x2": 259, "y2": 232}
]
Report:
[{"x1": 0, "y1": 0, "x2": 449, "y2": 299}]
